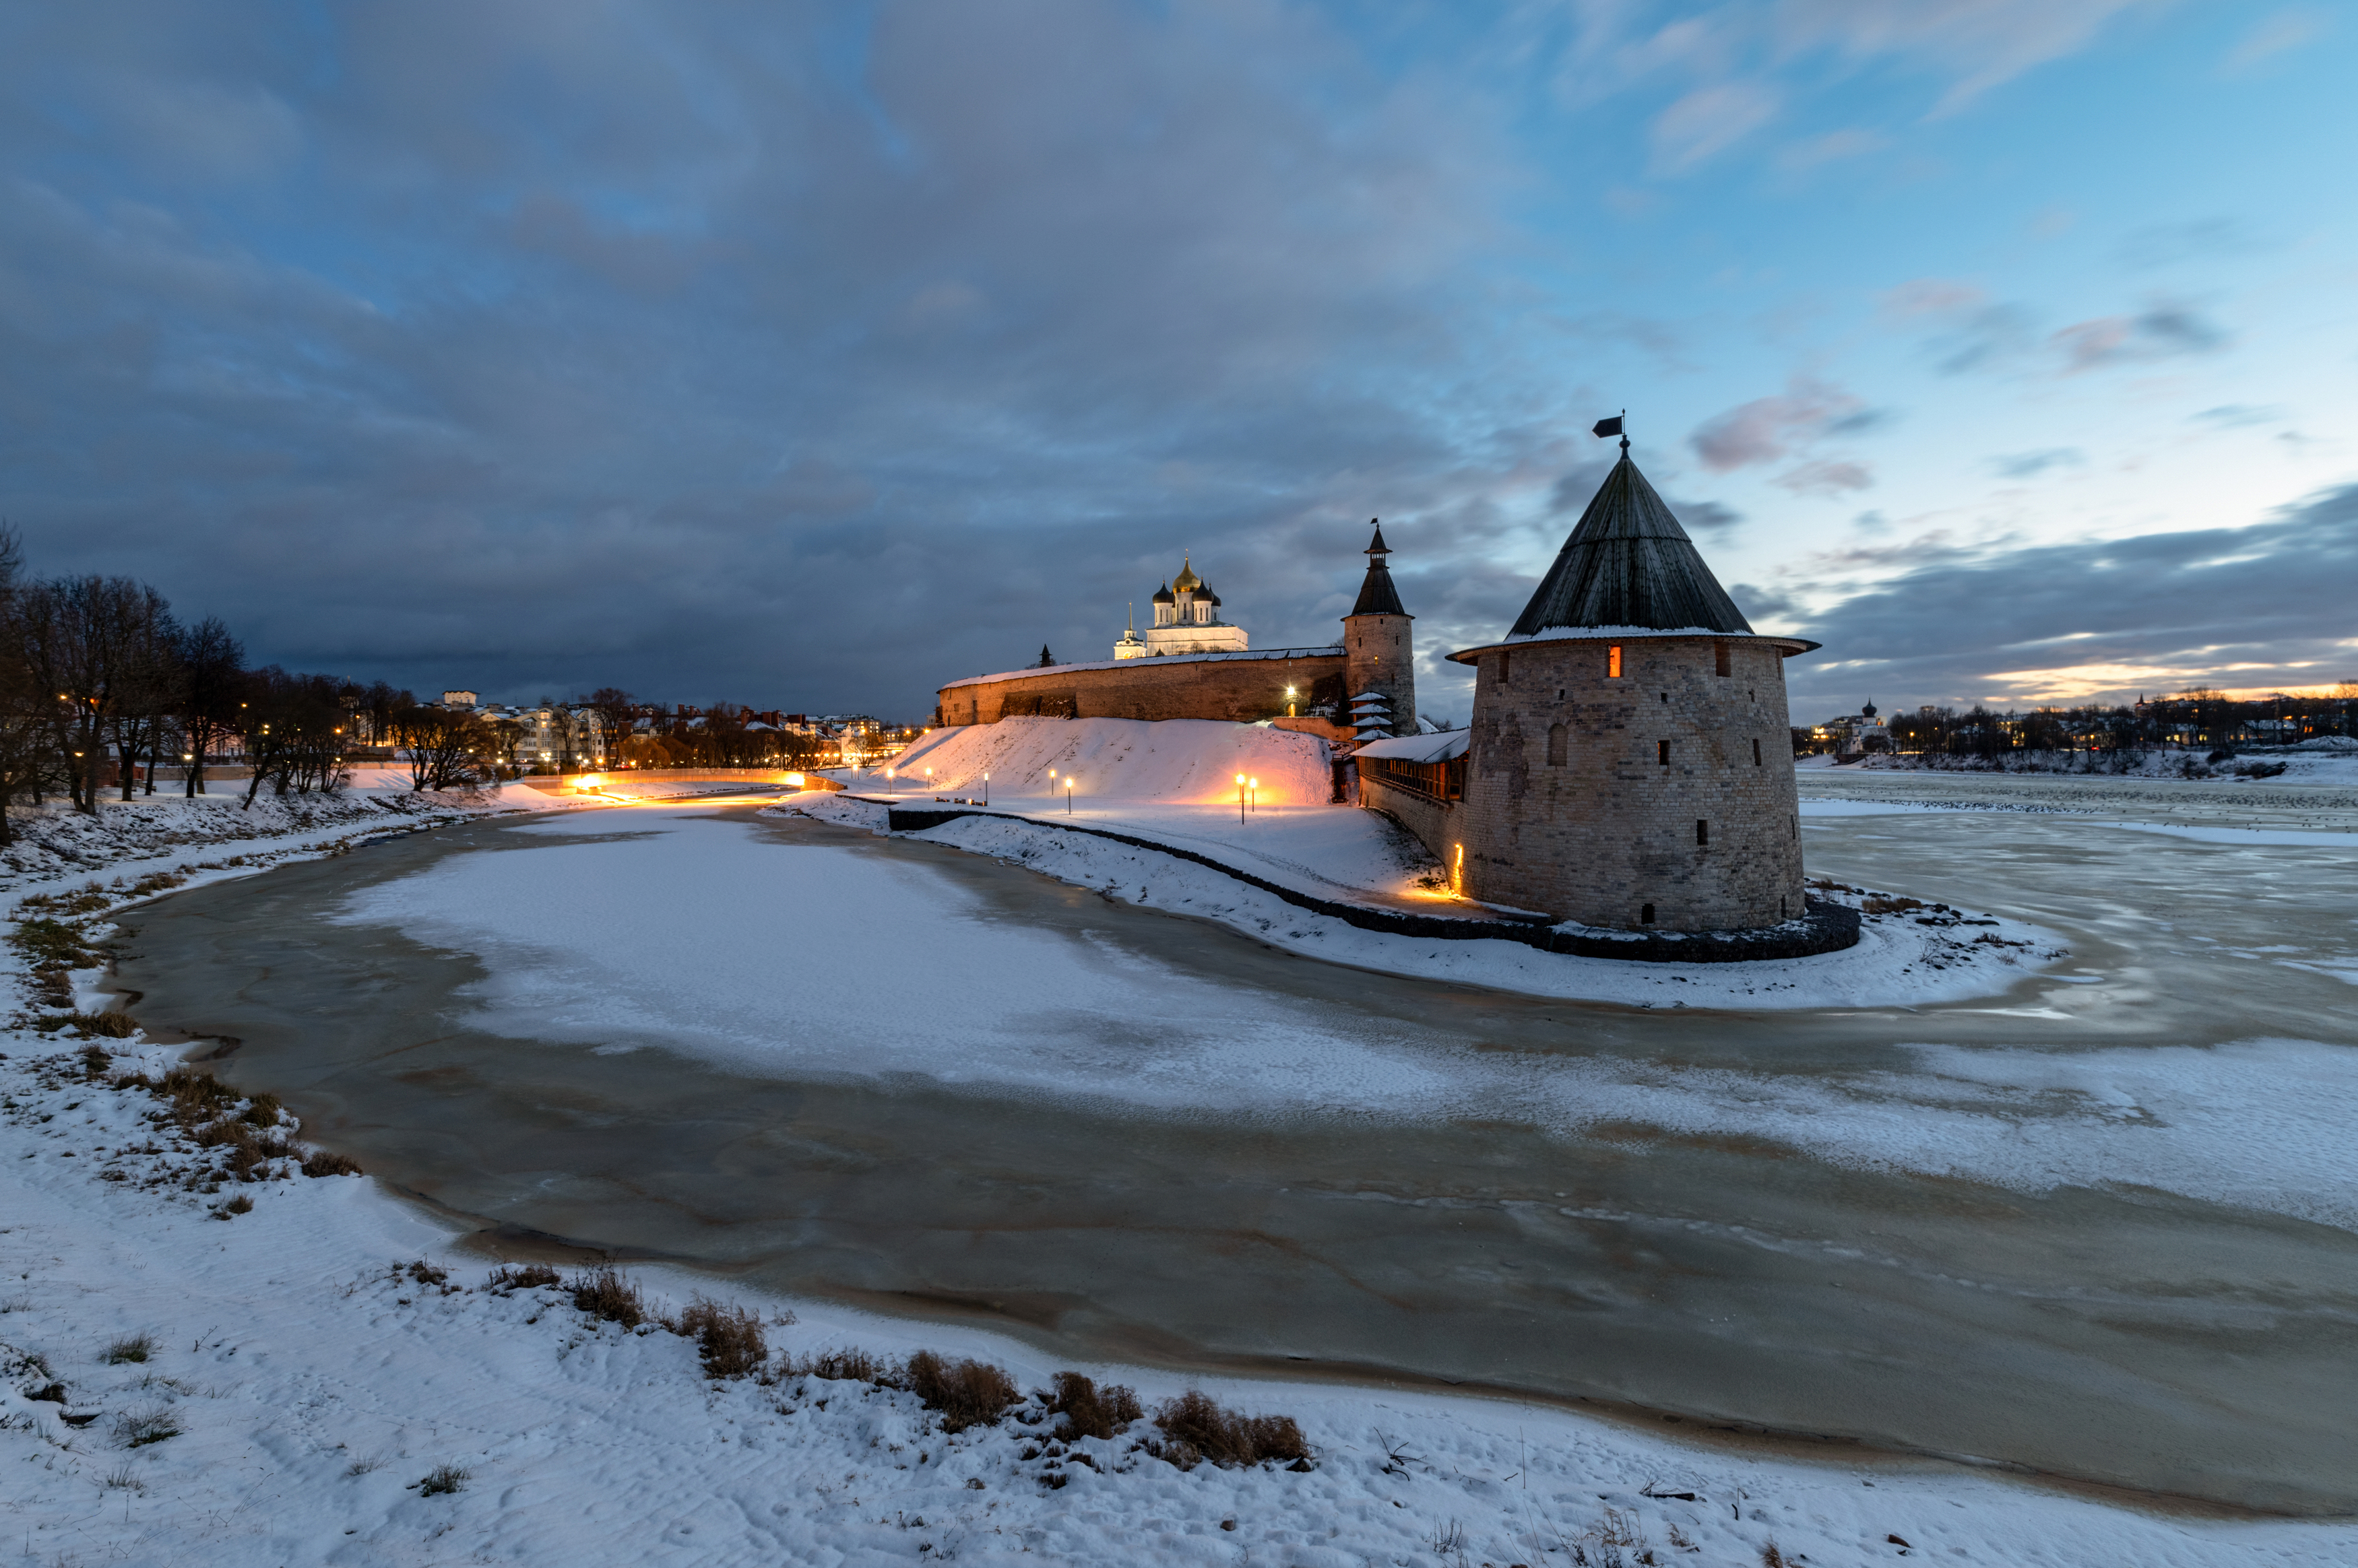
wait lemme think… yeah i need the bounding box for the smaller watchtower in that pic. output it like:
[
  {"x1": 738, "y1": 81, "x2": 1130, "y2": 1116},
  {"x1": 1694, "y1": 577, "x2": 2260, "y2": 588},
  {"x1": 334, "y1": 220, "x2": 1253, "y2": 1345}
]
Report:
[{"x1": 1343, "y1": 521, "x2": 1415, "y2": 740}]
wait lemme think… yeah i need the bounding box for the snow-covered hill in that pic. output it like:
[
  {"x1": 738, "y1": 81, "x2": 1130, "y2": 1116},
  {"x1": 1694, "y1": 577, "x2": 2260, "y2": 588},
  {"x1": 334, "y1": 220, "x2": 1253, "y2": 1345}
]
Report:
[{"x1": 849, "y1": 717, "x2": 1333, "y2": 807}]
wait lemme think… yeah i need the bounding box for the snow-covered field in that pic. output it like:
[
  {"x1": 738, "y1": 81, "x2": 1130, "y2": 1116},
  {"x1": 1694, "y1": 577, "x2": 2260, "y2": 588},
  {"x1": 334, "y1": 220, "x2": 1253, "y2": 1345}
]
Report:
[{"x1": 7, "y1": 1032, "x2": 2355, "y2": 1566}]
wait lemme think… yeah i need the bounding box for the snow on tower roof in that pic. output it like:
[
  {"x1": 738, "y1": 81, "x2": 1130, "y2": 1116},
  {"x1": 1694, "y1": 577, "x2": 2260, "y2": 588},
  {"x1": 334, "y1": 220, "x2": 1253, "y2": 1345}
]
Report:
[{"x1": 1508, "y1": 453, "x2": 1750, "y2": 636}]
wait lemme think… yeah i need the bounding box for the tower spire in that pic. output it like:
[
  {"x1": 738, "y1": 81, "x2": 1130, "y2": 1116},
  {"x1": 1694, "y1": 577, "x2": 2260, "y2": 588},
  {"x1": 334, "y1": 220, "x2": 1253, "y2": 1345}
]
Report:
[{"x1": 1348, "y1": 519, "x2": 1409, "y2": 617}]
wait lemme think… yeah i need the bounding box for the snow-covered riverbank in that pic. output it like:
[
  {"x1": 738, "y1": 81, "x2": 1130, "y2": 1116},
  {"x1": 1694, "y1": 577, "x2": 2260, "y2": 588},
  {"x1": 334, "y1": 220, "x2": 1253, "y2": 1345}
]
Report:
[
  {"x1": 7, "y1": 1032, "x2": 2353, "y2": 1566},
  {"x1": 0, "y1": 783, "x2": 586, "y2": 918},
  {"x1": 7, "y1": 781, "x2": 2357, "y2": 1561}
]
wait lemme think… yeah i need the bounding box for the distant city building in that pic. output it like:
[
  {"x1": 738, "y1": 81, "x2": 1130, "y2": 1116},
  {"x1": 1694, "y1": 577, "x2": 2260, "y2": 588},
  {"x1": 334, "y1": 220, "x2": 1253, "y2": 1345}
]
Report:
[
  {"x1": 441, "y1": 690, "x2": 478, "y2": 708},
  {"x1": 1812, "y1": 699, "x2": 1889, "y2": 756}
]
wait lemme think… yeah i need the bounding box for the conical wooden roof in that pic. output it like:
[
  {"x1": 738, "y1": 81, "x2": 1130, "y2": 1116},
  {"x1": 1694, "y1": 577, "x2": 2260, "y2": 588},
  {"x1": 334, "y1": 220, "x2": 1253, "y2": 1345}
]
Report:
[
  {"x1": 1347, "y1": 521, "x2": 1409, "y2": 617},
  {"x1": 1510, "y1": 455, "x2": 1751, "y2": 636}
]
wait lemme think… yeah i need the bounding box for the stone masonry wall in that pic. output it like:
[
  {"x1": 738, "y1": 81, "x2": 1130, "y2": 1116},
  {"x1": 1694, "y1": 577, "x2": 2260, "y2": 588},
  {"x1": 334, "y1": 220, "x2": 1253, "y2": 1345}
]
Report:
[
  {"x1": 938, "y1": 651, "x2": 1345, "y2": 727},
  {"x1": 1458, "y1": 636, "x2": 1804, "y2": 931},
  {"x1": 1358, "y1": 771, "x2": 1457, "y2": 874},
  {"x1": 1344, "y1": 613, "x2": 1417, "y2": 737}
]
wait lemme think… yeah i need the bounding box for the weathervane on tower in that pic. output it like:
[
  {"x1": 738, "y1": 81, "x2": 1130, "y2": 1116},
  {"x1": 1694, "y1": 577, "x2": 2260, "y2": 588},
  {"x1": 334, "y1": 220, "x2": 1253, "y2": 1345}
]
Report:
[{"x1": 1593, "y1": 410, "x2": 1629, "y2": 455}]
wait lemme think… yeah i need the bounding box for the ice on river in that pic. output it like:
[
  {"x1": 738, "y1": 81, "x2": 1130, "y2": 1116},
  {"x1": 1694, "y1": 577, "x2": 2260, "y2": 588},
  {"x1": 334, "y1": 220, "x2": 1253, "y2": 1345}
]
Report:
[{"x1": 331, "y1": 806, "x2": 2358, "y2": 1235}]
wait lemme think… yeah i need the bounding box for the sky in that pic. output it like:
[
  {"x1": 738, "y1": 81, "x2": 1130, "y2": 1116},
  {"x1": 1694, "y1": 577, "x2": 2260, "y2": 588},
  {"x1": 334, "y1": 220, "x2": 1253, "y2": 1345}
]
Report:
[{"x1": 1, "y1": 1, "x2": 2353, "y2": 723}]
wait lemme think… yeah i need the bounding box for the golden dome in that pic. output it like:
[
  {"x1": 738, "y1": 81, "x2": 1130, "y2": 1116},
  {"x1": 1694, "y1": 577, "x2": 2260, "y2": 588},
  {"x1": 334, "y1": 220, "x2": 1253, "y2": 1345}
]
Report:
[{"x1": 1172, "y1": 555, "x2": 1202, "y2": 593}]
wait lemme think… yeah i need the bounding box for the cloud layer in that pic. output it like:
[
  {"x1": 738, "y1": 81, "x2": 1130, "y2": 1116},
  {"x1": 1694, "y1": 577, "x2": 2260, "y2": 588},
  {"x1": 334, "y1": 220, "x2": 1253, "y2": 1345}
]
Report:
[
  {"x1": 0, "y1": 3, "x2": 1536, "y2": 711},
  {"x1": 1778, "y1": 484, "x2": 2358, "y2": 713},
  {"x1": 0, "y1": 1, "x2": 2338, "y2": 722}
]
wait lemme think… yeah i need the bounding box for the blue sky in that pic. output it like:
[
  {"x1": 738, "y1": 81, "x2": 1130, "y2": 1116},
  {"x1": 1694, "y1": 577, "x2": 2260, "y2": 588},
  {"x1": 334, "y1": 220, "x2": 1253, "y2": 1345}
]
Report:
[{"x1": 1, "y1": 1, "x2": 2352, "y2": 721}]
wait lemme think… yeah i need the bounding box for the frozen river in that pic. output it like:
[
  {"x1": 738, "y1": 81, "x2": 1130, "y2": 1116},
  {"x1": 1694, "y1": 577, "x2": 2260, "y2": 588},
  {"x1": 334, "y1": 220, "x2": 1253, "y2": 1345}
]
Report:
[{"x1": 114, "y1": 782, "x2": 2358, "y2": 1512}]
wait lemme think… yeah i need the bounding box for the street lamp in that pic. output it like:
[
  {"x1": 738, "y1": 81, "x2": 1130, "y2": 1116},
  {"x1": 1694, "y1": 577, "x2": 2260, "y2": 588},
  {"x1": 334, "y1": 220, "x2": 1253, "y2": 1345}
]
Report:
[
  {"x1": 1236, "y1": 772, "x2": 1246, "y2": 824},
  {"x1": 1065, "y1": 775, "x2": 1075, "y2": 815},
  {"x1": 1248, "y1": 776, "x2": 1259, "y2": 815},
  {"x1": 886, "y1": 766, "x2": 895, "y2": 799},
  {"x1": 982, "y1": 771, "x2": 990, "y2": 806}
]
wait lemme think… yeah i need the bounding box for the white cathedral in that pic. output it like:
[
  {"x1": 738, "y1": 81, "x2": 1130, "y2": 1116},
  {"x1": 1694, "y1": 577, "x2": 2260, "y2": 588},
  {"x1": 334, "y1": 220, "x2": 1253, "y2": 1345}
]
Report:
[{"x1": 1112, "y1": 556, "x2": 1249, "y2": 659}]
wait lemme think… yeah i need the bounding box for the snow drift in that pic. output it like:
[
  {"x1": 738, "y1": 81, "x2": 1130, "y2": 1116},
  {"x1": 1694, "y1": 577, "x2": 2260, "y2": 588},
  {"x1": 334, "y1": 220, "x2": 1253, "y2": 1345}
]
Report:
[{"x1": 860, "y1": 717, "x2": 1332, "y2": 806}]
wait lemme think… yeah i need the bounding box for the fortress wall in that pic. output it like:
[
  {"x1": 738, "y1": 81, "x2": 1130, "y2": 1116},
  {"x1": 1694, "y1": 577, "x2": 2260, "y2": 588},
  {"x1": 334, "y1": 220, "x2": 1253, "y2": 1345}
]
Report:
[
  {"x1": 1457, "y1": 636, "x2": 1804, "y2": 931},
  {"x1": 937, "y1": 650, "x2": 1345, "y2": 727}
]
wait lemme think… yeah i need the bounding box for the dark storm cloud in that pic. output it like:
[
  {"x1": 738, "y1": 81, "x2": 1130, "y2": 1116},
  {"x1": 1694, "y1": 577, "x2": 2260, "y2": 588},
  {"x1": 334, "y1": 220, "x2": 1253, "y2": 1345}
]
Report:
[
  {"x1": 1778, "y1": 483, "x2": 2358, "y2": 713},
  {"x1": 0, "y1": 1, "x2": 1545, "y2": 716}
]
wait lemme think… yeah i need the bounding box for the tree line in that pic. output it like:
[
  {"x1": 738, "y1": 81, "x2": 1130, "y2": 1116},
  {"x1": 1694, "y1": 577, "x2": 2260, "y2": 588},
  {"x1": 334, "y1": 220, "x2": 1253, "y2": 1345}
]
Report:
[
  {"x1": 0, "y1": 533, "x2": 506, "y2": 839},
  {"x1": 1806, "y1": 684, "x2": 2358, "y2": 763}
]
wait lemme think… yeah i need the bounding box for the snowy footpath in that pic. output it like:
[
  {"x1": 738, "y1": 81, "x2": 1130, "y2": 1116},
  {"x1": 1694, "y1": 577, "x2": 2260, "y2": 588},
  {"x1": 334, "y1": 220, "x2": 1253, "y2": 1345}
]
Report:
[{"x1": 5, "y1": 1035, "x2": 2351, "y2": 1565}]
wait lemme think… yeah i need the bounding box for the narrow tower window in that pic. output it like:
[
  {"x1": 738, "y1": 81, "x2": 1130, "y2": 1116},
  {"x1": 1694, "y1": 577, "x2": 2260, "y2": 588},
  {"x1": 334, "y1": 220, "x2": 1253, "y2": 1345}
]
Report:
[
  {"x1": 1752, "y1": 737, "x2": 1762, "y2": 766},
  {"x1": 1547, "y1": 723, "x2": 1568, "y2": 766},
  {"x1": 1607, "y1": 645, "x2": 1622, "y2": 679},
  {"x1": 1498, "y1": 651, "x2": 1512, "y2": 686},
  {"x1": 1696, "y1": 819, "x2": 1709, "y2": 846},
  {"x1": 1715, "y1": 641, "x2": 1731, "y2": 677},
  {"x1": 1657, "y1": 739, "x2": 1670, "y2": 765},
  {"x1": 1640, "y1": 903, "x2": 1656, "y2": 925}
]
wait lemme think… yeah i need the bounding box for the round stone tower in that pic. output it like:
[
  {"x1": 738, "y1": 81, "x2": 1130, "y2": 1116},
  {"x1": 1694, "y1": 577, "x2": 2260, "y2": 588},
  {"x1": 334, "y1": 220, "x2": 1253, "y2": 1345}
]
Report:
[
  {"x1": 1446, "y1": 452, "x2": 1817, "y2": 932},
  {"x1": 1343, "y1": 521, "x2": 1415, "y2": 738}
]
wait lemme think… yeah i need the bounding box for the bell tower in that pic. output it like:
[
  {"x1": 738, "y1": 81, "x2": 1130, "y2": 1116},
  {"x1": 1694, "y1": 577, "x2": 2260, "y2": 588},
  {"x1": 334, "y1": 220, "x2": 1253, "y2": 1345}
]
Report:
[{"x1": 1343, "y1": 520, "x2": 1415, "y2": 739}]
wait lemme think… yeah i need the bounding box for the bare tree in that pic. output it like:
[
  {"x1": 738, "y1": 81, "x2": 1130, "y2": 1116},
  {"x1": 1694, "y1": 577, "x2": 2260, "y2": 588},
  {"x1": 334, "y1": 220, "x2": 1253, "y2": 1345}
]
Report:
[
  {"x1": 534, "y1": 696, "x2": 583, "y2": 773},
  {"x1": 107, "y1": 593, "x2": 182, "y2": 799},
  {"x1": 584, "y1": 687, "x2": 637, "y2": 768},
  {"x1": 0, "y1": 529, "x2": 49, "y2": 843},
  {"x1": 486, "y1": 716, "x2": 525, "y2": 776},
  {"x1": 18, "y1": 576, "x2": 170, "y2": 814},
  {"x1": 172, "y1": 618, "x2": 247, "y2": 795},
  {"x1": 393, "y1": 703, "x2": 491, "y2": 792}
]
